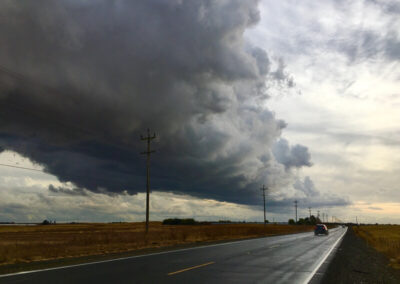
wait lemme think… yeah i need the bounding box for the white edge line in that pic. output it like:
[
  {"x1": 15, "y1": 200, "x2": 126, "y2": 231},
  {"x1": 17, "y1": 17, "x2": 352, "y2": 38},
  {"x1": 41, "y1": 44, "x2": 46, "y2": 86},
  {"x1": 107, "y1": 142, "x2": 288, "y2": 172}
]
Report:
[
  {"x1": 303, "y1": 227, "x2": 348, "y2": 284},
  {"x1": 0, "y1": 230, "x2": 313, "y2": 278}
]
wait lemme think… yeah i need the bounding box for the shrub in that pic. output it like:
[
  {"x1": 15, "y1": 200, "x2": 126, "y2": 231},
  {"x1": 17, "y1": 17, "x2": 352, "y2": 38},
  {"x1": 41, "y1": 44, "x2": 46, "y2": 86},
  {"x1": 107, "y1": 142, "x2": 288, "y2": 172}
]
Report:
[{"x1": 162, "y1": 218, "x2": 197, "y2": 225}]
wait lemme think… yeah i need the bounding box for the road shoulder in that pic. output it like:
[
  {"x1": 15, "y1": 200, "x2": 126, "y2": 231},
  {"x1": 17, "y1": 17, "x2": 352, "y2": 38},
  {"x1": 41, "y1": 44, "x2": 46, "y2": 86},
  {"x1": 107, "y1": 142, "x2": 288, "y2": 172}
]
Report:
[{"x1": 320, "y1": 226, "x2": 400, "y2": 283}]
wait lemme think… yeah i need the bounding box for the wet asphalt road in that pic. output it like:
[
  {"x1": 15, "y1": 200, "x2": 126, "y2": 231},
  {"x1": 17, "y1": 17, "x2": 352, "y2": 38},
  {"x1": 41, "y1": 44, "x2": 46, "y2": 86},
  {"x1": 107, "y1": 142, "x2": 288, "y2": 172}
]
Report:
[{"x1": 0, "y1": 227, "x2": 347, "y2": 284}]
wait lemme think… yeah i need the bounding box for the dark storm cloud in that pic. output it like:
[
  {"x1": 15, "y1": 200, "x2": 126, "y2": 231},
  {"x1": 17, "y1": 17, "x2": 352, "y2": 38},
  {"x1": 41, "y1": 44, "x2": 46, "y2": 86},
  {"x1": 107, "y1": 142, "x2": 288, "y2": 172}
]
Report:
[{"x1": 0, "y1": 0, "x2": 309, "y2": 205}]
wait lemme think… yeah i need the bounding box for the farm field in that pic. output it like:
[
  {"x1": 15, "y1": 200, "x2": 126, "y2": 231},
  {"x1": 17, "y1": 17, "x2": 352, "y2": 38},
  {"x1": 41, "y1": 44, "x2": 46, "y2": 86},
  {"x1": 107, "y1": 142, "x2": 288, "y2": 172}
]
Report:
[
  {"x1": 0, "y1": 222, "x2": 315, "y2": 266},
  {"x1": 354, "y1": 225, "x2": 400, "y2": 269}
]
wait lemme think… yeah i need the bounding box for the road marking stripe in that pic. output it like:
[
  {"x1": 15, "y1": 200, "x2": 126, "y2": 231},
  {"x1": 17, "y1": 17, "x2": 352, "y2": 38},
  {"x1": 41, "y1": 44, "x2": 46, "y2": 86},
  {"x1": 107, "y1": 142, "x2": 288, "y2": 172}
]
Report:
[
  {"x1": 0, "y1": 230, "x2": 314, "y2": 278},
  {"x1": 268, "y1": 244, "x2": 281, "y2": 249},
  {"x1": 303, "y1": 227, "x2": 348, "y2": 284},
  {"x1": 168, "y1": 261, "x2": 215, "y2": 275}
]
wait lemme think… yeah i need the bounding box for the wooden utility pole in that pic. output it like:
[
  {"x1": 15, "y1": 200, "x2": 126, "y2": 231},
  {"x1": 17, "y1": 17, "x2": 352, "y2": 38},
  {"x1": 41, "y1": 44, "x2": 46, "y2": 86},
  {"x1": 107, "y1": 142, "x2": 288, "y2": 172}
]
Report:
[
  {"x1": 294, "y1": 200, "x2": 298, "y2": 223},
  {"x1": 260, "y1": 185, "x2": 267, "y2": 226},
  {"x1": 308, "y1": 207, "x2": 311, "y2": 219},
  {"x1": 140, "y1": 128, "x2": 156, "y2": 234}
]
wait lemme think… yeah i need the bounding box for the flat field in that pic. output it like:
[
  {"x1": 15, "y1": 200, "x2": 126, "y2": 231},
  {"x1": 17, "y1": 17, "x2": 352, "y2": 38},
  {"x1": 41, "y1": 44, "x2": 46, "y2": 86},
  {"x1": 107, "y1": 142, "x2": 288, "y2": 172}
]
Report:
[
  {"x1": 0, "y1": 222, "x2": 314, "y2": 266},
  {"x1": 354, "y1": 225, "x2": 400, "y2": 269}
]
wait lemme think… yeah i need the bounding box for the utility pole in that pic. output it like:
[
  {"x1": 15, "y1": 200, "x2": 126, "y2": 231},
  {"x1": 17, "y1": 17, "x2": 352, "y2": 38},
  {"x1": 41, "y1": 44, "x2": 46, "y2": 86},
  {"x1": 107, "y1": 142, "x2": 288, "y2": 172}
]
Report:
[
  {"x1": 140, "y1": 128, "x2": 156, "y2": 234},
  {"x1": 308, "y1": 207, "x2": 311, "y2": 219},
  {"x1": 317, "y1": 210, "x2": 320, "y2": 221},
  {"x1": 294, "y1": 200, "x2": 298, "y2": 223},
  {"x1": 260, "y1": 185, "x2": 267, "y2": 226}
]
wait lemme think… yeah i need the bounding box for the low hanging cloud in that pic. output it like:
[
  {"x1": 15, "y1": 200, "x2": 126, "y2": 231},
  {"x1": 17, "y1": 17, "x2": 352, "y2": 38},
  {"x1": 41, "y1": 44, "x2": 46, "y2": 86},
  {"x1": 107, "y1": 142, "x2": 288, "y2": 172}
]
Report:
[
  {"x1": 48, "y1": 184, "x2": 88, "y2": 196},
  {"x1": 0, "y1": 0, "x2": 319, "y2": 206},
  {"x1": 293, "y1": 176, "x2": 319, "y2": 197},
  {"x1": 272, "y1": 138, "x2": 312, "y2": 170}
]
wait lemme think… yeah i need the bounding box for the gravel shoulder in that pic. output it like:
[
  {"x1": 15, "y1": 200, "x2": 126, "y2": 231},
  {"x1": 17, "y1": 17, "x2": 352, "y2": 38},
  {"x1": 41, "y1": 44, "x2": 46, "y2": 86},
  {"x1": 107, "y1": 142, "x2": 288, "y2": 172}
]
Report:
[{"x1": 321, "y1": 226, "x2": 400, "y2": 283}]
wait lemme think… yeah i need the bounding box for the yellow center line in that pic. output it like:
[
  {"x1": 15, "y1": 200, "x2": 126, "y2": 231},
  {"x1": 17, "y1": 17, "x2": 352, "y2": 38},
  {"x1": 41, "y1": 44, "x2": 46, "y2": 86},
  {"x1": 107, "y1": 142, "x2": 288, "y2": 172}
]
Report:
[{"x1": 167, "y1": 261, "x2": 215, "y2": 276}]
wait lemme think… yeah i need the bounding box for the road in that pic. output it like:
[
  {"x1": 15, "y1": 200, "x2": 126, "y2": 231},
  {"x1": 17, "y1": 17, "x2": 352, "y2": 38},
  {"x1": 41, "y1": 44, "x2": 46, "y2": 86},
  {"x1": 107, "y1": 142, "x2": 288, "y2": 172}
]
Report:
[{"x1": 0, "y1": 226, "x2": 347, "y2": 284}]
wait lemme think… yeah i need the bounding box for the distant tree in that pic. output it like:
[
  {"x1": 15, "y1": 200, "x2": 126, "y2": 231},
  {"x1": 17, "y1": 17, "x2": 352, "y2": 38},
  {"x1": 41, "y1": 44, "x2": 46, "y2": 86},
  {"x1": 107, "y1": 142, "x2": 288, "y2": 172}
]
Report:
[
  {"x1": 308, "y1": 215, "x2": 321, "y2": 225},
  {"x1": 288, "y1": 219, "x2": 295, "y2": 225},
  {"x1": 41, "y1": 219, "x2": 51, "y2": 225},
  {"x1": 297, "y1": 218, "x2": 306, "y2": 225},
  {"x1": 162, "y1": 218, "x2": 197, "y2": 225}
]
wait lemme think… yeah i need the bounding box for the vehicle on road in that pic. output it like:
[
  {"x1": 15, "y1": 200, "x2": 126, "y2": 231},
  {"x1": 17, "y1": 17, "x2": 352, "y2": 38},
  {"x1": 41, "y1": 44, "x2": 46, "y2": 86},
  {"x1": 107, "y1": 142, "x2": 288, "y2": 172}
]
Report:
[{"x1": 314, "y1": 224, "x2": 329, "y2": 236}]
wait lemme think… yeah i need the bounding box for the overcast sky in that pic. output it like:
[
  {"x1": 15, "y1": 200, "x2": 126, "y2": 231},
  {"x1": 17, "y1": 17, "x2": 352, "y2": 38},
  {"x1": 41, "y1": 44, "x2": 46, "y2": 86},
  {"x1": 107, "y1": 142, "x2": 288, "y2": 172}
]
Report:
[{"x1": 0, "y1": 0, "x2": 399, "y2": 224}]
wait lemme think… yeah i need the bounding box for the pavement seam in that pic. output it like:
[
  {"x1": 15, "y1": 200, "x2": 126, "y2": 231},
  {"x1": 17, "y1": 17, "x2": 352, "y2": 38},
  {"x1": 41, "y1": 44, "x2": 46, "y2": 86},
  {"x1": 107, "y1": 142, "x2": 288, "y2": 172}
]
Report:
[{"x1": 167, "y1": 261, "x2": 215, "y2": 275}]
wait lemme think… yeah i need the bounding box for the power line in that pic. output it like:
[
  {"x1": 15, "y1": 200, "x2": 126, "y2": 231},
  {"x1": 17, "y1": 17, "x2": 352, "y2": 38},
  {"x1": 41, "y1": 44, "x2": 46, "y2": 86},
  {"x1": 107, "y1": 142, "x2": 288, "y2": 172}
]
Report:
[
  {"x1": 0, "y1": 163, "x2": 43, "y2": 172},
  {"x1": 0, "y1": 162, "x2": 138, "y2": 187}
]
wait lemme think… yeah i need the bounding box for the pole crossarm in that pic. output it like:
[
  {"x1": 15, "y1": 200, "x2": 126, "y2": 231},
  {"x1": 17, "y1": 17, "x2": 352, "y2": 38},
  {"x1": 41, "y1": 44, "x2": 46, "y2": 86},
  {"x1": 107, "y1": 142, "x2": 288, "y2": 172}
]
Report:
[{"x1": 141, "y1": 150, "x2": 156, "y2": 155}]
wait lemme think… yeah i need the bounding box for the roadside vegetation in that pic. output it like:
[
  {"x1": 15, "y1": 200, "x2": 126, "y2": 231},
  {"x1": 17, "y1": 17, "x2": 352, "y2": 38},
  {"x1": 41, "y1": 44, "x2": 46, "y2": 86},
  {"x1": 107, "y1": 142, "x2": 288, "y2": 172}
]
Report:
[
  {"x1": 288, "y1": 215, "x2": 321, "y2": 225},
  {"x1": 0, "y1": 222, "x2": 314, "y2": 266},
  {"x1": 354, "y1": 225, "x2": 400, "y2": 269}
]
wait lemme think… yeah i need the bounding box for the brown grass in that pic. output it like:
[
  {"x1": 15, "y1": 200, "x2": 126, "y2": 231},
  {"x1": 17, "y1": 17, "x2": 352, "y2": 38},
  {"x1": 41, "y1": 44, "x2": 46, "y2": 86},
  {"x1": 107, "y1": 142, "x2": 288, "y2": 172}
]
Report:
[
  {"x1": 354, "y1": 225, "x2": 400, "y2": 269},
  {"x1": 0, "y1": 222, "x2": 314, "y2": 265}
]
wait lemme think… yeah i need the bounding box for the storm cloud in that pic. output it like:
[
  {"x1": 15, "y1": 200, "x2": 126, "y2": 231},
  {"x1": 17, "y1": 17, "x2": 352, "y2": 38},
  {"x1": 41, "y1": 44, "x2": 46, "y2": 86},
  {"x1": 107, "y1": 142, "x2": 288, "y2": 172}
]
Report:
[
  {"x1": 293, "y1": 176, "x2": 319, "y2": 197},
  {"x1": 48, "y1": 184, "x2": 88, "y2": 196},
  {"x1": 272, "y1": 139, "x2": 312, "y2": 170},
  {"x1": 0, "y1": 0, "x2": 312, "y2": 205}
]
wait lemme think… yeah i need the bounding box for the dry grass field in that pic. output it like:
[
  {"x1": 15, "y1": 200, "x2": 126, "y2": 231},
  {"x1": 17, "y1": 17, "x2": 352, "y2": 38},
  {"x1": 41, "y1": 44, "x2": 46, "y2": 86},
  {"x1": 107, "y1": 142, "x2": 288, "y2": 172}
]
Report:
[
  {"x1": 0, "y1": 222, "x2": 314, "y2": 266},
  {"x1": 354, "y1": 225, "x2": 400, "y2": 269}
]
